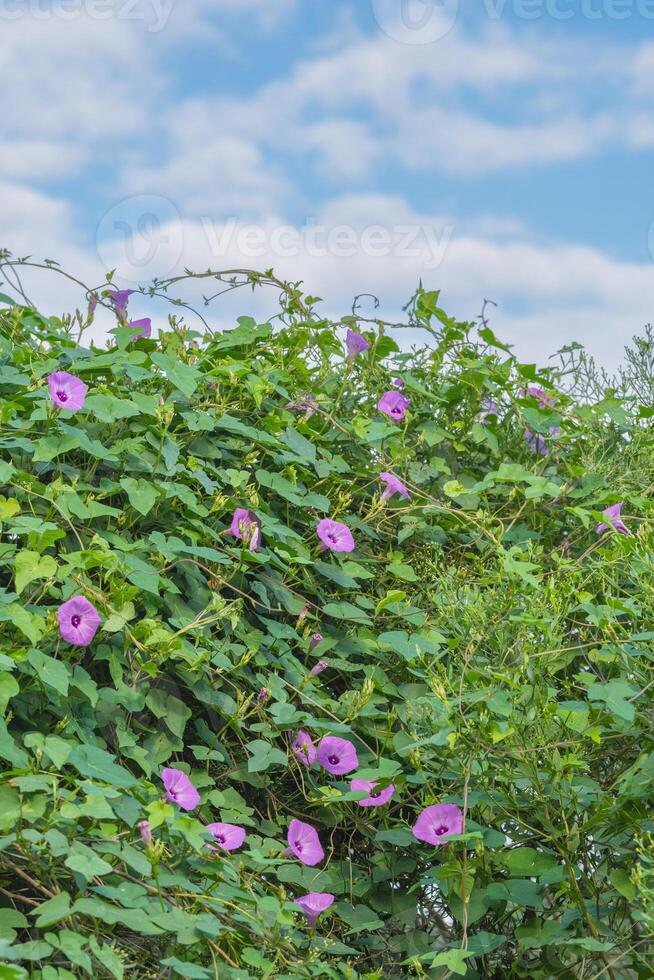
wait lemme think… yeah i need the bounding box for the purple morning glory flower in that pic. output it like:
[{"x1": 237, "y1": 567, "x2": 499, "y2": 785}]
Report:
[
  {"x1": 412, "y1": 803, "x2": 463, "y2": 846},
  {"x1": 309, "y1": 661, "x2": 328, "y2": 677},
  {"x1": 391, "y1": 377, "x2": 405, "y2": 389},
  {"x1": 378, "y1": 390, "x2": 410, "y2": 422},
  {"x1": 128, "y1": 317, "x2": 152, "y2": 341},
  {"x1": 309, "y1": 633, "x2": 323, "y2": 650},
  {"x1": 294, "y1": 892, "x2": 335, "y2": 927},
  {"x1": 230, "y1": 509, "x2": 261, "y2": 551},
  {"x1": 161, "y1": 768, "x2": 200, "y2": 811},
  {"x1": 291, "y1": 730, "x2": 316, "y2": 766},
  {"x1": 316, "y1": 519, "x2": 355, "y2": 553},
  {"x1": 285, "y1": 819, "x2": 324, "y2": 866},
  {"x1": 107, "y1": 289, "x2": 134, "y2": 319},
  {"x1": 380, "y1": 472, "x2": 411, "y2": 501},
  {"x1": 346, "y1": 329, "x2": 370, "y2": 359},
  {"x1": 524, "y1": 385, "x2": 557, "y2": 409},
  {"x1": 317, "y1": 735, "x2": 358, "y2": 776},
  {"x1": 206, "y1": 822, "x2": 246, "y2": 852},
  {"x1": 479, "y1": 398, "x2": 499, "y2": 424},
  {"x1": 350, "y1": 779, "x2": 395, "y2": 808},
  {"x1": 47, "y1": 371, "x2": 88, "y2": 412},
  {"x1": 57, "y1": 595, "x2": 101, "y2": 646},
  {"x1": 596, "y1": 502, "x2": 631, "y2": 536}
]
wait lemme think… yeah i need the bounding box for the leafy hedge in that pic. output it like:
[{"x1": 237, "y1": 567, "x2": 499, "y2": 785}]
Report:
[{"x1": 0, "y1": 273, "x2": 653, "y2": 979}]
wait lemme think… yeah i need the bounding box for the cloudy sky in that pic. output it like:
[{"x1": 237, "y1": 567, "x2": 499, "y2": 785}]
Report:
[{"x1": 2, "y1": 0, "x2": 654, "y2": 365}]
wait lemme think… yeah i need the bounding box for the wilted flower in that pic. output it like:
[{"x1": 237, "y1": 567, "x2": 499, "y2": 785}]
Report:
[
  {"x1": 285, "y1": 819, "x2": 324, "y2": 866},
  {"x1": 317, "y1": 519, "x2": 354, "y2": 553},
  {"x1": 107, "y1": 288, "x2": 134, "y2": 319},
  {"x1": 87, "y1": 294, "x2": 98, "y2": 319},
  {"x1": 128, "y1": 317, "x2": 152, "y2": 341},
  {"x1": 161, "y1": 768, "x2": 200, "y2": 811},
  {"x1": 350, "y1": 779, "x2": 395, "y2": 807},
  {"x1": 257, "y1": 687, "x2": 269, "y2": 703},
  {"x1": 596, "y1": 502, "x2": 631, "y2": 536},
  {"x1": 309, "y1": 633, "x2": 323, "y2": 650},
  {"x1": 57, "y1": 596, "x2": 101, "y2": 646},
  {"x1": 206, "y1": 822, "x2": 246, "y2": 852},
  {"x1": 317, "y1": 735, "x2": 358, "y2": 776},
  {"x1": 524, "y1": 429, "x2": 548, "y2": 456},
  {"x1": 412, "y1": 803, "x2": 463, "y2": 846},
  {"x1": 286, "y1": 394, "x2": 316, "y2": 419},
  {"x1": 380, "y1": 472, "x2": 411, "y2": 501},
  {"x1": 294, "y1": 892, "x2": 335, "y2": 927},
  {"x1": 138, "y1": 820, "x2": 152, "y2": 844},
  {"x1": 309, "y1": 661, "x2": 328, "y2": 677},
  {"x1": 230, "y1": 509, "x2": 261, "y2": 551},
  {"x1": 47, "y1": 371, "x2": 88, "y2": 411},
  {"x1": 378, "y1": 390, "x2": 410, "y2": 422},
  {"x1": 346, "y1": 329, "x2": 370, "y2": 359},
  {"x1": 291, "y1": 730, "x2": 316, "y2": 766}
]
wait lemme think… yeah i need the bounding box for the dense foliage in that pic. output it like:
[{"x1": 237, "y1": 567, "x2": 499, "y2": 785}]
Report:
[{"x1": 1, "y1": 268, "x2": 654, "y2": 979}]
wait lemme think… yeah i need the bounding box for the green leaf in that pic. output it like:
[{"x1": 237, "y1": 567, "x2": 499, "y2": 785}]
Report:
[
  {"x1": 119, "y1": 478, "x2": 159, "y2": 516},
  {"x1": 14, "y1": 550, "x2": 57, "y2": 594},
  {"x1": 33, "y1": 434, "x2": 81, "y2": 461},
  {"x1": 0, "y1": 784, "x2": 20, "y2": 832},
  {"x1": 27, "y1": 649, "x2": 70, "y2": 696},
  {"x1": 151, "y1": 352, "x2": 200, "y2": 397},
  {"x1": 31, "y1": 892, "x2": 71, "y2": 928},
  {"x1": 246, "y1": 739, "x2": 288, "y2": 772}
]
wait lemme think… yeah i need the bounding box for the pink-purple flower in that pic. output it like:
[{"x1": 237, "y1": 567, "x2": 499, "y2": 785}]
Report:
[
  {"x1": 380, "y1": 472, "x2": 411, "y2": 501},
  {"x1": 47, "y1": 372, "x2": 88, "y2": 412},
  {"x1": 309, "y1": 661, "x2": 328, "y2": 677},
  {"x1": 285, "y1": 819, "x2": 324, "y2": 866},
  {"x1": 230, "y1": 509, "x2": 261, "y2": 551},
  {"x1": 107, "y1": 288, "x2": 134, "y2": 319},
  {"x1": 128, "y1": 317, "x2": 152, "y2": 341},
  {"x1": 206, "y1": 822, "x2": 246, "y2": 852},
  {"x1": 350, "y1": 779, "x2": 395, "y2": 808},
  {"x1": 161, "y1": 768, "x2": 200, "y2": 811},
  {"x1": 596, "y1": 502, "x2": 631, "y2": 536},
  {"x1": 309, "y1": 633, "x2": 323, "y2": 650},
  {"x1": 346, "y1": 329, "x2": 370, "y2": 359},
  {"x1": 412, "y1": 803, "x2": 463, "y2": 846},
  {"x1": 57, "y1": 596, "x2": 101, "y2": 647},
  {"x1": 294, "y1": 892, "x2": 335, "y2": 927},
  {"x1": 317, "y1": 735, "x2": 358, "y2": 776},
  {"x1": 291, "y1": 730, "x2": 316, "y2": 766},
  {"x1": 378, "y1": 390, "x2": 410, "y2": 422},
  {"x1": 391, "y1": 377, "x2": 405, "y2": 389},
  {"x1": 316, "y1": 519, "x2": 354, "y2": 553}
]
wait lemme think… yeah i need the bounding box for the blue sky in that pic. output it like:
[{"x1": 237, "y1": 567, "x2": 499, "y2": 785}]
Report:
[{"x1": 2, "y1": 0, "x2": 654, "y2": 365}]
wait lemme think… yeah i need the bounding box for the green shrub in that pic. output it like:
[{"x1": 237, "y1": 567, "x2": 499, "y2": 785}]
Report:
[{"x1": 0, "y1": 271, "x2": 653, "y2": 978}]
